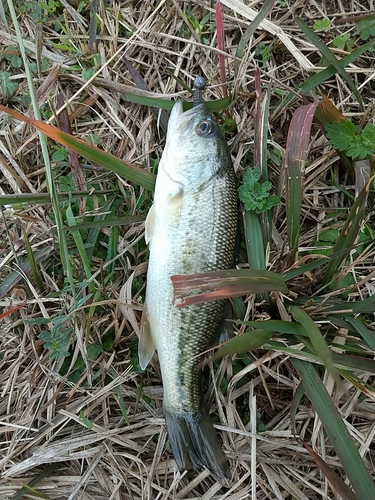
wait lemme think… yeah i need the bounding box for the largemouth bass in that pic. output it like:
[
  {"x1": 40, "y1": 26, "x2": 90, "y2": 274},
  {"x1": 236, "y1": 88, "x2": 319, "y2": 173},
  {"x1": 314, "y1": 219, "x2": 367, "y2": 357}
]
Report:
[{"x1": 140, "y1": 87, "x2": 238, "y2": 479}]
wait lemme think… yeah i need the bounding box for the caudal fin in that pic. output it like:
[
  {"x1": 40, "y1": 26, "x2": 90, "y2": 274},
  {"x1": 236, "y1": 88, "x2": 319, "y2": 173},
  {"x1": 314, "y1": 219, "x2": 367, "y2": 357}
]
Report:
[{"x1": 164, "y1": 409, "x2": 230, "y2": 480}]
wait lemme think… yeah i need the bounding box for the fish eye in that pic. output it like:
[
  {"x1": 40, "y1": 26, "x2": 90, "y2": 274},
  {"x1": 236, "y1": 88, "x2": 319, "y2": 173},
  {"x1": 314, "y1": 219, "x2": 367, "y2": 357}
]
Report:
[{"x1": 196, "y1": 120, "x2": 215, "y2": 137}]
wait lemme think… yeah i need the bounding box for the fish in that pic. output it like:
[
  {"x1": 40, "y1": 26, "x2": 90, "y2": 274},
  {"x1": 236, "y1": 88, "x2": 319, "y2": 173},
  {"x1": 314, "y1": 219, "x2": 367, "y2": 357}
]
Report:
[{"x1": 139, "y1": 83, "x2": 238, "y2": 480}]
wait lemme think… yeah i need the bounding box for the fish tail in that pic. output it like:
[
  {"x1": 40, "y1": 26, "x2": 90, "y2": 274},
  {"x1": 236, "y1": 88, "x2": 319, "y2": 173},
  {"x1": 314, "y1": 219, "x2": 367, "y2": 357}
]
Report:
[{"x1": 164, "y1": 409, "x2": 230, "y2": 480}]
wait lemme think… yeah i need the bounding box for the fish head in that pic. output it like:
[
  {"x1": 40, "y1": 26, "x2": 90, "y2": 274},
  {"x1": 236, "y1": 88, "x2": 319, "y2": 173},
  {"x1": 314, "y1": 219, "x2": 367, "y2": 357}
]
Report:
[{"x1": 161, "y1": 102, "x2": 229, "y2": 192}]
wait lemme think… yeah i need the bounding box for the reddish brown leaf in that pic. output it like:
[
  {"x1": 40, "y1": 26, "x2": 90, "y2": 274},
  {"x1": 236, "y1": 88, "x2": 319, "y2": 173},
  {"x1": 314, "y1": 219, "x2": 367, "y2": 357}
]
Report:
[
  {"x1": 303, "y1": 442, "x2": 357, "y2": 500},
  {"x1": 285, "y1": 101, "x2": 320, "y2": 261},
  {"x1": 56, "y1": 93, "x2": 87, "y2": 208},
  {"x1": 171, "y1": 269, "x2": 287, "y2": 307}
]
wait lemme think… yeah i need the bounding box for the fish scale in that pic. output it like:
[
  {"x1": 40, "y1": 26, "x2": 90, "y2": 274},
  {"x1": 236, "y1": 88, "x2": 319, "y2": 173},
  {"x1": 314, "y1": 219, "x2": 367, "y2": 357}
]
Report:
[{"x1": 140, "y1": 97, "x2": 238, "y2": 480}]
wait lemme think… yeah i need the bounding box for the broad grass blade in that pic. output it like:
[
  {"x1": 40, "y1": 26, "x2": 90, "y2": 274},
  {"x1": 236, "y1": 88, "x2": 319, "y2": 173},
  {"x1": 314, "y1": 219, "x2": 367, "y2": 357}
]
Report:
[
  {"x1": 171, "y1": 269, "x2": 287, "y2": 307},
  {"x1": 207, "y1": 329, "x2": 273, "y2": 364},
  {"x1": 0, "y1": 104, "x2": 156, "y2": 192},
  {"x1": 315, "y1": 94, "x2": 346, "y2": 124},
  {"x1": 242, "y1": 207, "x2": 266, "y2": 270},
  {"x1": 119, "y1": 92, "x2": 231, "y2": 113},
  {"x1": 238, "y1": 319, "x2": 307, "y2": 336},
  {"x1": 289, "y1": 305, "x2": 339, "y2": 383},
  {"x1": 284, "y1": 101, "x2": 319, "y2": 261},
  {"x1": 292, "y1": 358, "x2": 375, "y2": 499},
  {"x1": 322, "y1": 176, "x2": 374, "y2": 287},
  {"x1": 295, "y1": 18, "x2": 363, "y2": 108},
  {"x1": 303, "y1": 442, "x2": 357, "y2": 500}
]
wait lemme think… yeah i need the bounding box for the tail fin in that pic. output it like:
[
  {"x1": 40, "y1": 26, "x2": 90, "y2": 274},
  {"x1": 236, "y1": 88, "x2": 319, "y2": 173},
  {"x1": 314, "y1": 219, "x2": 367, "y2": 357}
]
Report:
[{"x1": 164, "y1": 409, "x2": 230, "y2": 481}]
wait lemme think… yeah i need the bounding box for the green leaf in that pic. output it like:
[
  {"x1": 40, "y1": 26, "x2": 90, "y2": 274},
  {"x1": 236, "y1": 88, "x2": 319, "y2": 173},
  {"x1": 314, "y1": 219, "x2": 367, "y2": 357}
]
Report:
[
  {"x1": 238, "y1": 167, "x2": 280, "y2": 214},
  {"x1": 289, "y1": 305, "x2": 339, "y2": 384},
  {"x1": 354, "y1": 14, "x2": 375, "y2": 41},
  {"x1": 346, "y1": 136, "x2": 371, "y2": 160},
  {"x1": 313, "y1": 18, "x2": 331, "y2": 31},
  {"x1": 325, "y1": 119, "x2": 356, "y2": 151},
  {"x1": 207, "y1": 329, "x2": 273, "y2": 364}
]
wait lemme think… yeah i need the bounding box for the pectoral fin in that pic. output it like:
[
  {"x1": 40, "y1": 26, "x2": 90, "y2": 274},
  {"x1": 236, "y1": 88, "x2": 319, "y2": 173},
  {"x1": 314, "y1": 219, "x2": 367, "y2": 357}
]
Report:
[
  {"x1": 145, "y1": 204, "x2": 156, "y2": 244},
  {"x1": 138, "y1": 304, "x2": 155, "y2": 370}
]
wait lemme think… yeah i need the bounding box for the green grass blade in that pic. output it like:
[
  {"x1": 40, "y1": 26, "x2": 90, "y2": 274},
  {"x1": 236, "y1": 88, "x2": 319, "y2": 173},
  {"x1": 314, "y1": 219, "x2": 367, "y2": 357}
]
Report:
[
  {"x1": 292, "y1": 358, "x2": 375, "y2": 499},
  {"x1": 322, "y1": 176, "x2": 373, "y2": 286},
  {"x1": 289, "y1": 305, "x2": 339, "y2": 383},
  {"x1": 295, "y1": 17, "x2": 363, "y2": 108},
  {"x1": 345, "y1": 317, "x2": 375, "y2": 351},
  {"x1": 65, "y1": 198, "x2": 93, "y2": 290},
  {"x1": 273, "y1": 39, "x2": 374, "y2": 118},
  {"x1": 22, "y1": 225, "x2": 44, "y2": 293},
  {"x1": 6, "y1": 1, "x2": 75, "y2": 295},
  {"x1": 10, "y1": 463, "x2": 60, "y2": 500},
  {"x1": 282, "y1": 257, "x2": 329, "y2": 281},
  {"x1": 238, "y1": 319, "x2": 307, "y2": 336},
  {"x1": 208, "y1": 329, "x2": 273, "y2": 364},
  {"x1": 242, "y1": 207, "x2": 266, "y2": 270},
  {"x1": 234, "y1": 0, "x2": 275, "y2": 73},
  {"x1": 0, "y1": 191, "x2": 114, "y2": 206},
  {"x1": 119, "y1": 92, "x2": 232, "y2": 113},
  {"x1": 64, "y1": 215, "x2": 145, "y2": 231}
]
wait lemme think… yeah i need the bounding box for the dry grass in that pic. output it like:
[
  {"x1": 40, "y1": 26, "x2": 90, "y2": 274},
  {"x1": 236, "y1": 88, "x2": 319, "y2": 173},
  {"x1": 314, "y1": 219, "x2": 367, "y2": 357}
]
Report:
[{"x1": 1, "y1": 0, "x2": 375, "y2": 499}]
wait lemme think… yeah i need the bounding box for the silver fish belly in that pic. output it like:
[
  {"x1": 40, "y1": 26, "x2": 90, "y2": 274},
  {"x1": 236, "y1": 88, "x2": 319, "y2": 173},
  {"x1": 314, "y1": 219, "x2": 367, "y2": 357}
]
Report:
[{"x1": 140, "y1": 101, "x2": 238, "y2": 479}]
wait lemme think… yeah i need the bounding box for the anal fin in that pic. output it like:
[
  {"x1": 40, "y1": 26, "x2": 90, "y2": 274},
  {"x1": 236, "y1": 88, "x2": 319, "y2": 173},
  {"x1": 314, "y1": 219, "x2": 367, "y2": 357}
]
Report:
[{"x1": 138, "y1": 304, "x2": 155, "y2": 370}]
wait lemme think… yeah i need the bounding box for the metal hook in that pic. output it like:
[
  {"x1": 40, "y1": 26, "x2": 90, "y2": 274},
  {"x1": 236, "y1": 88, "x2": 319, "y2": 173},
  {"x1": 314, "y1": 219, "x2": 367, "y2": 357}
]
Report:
[{"x1": 193, "y1": 77, "x2": 206, "y2": 107}]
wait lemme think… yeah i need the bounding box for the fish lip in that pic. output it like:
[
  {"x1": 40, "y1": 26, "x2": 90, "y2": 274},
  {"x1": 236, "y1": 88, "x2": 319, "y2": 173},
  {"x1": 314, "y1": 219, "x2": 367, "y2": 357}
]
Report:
[{"x1": 169, "y1": 102, "x2": 207, "y2": 133}]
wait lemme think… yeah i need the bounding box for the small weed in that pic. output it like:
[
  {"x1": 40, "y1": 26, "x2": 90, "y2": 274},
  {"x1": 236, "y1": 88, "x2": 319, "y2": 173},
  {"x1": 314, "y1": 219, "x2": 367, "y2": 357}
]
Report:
[
  {"x1": 325, "y1": 119, "x2": 375, "y2": 160},
  {"x1": 238, "y1": 167, "x2": 280, "y2": 214},
  {"x1": 0, "y1": 72, "x2": 17, "y2": 102},
  {"x1": 254, "y1": 42, "x2": 273, "y2": 66},
  {"x1": 332, "y1": 33, "x2": 355, "y2": 51},
  {"x1": 313, "y1": 18, "x2": 331, "y2": 31},
  {"x1": 39, "y1": 321, "x2": 71, "y2": 362},
  {"x1": 182, "y1": 11, "x2": 215, "y2": 45},
  {"x1": 354, "y1": 14, "x2": 375, "y2": 41}
]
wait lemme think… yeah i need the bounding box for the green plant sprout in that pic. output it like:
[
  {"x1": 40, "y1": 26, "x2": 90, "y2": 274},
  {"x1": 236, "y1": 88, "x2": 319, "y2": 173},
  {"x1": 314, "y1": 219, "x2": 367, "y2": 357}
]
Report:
[
  {"x1": 313, "y1": 18, "x2": 331, "y2": 31},
  {"x1": 238, "y1": 167, "x2": 280, "y2": 214},
  {"x1": 325, "y1": 119, "x2": 375, "y2": 160},
  {"x1": 332, "y1": 33, "x2": 355, "y2": 51},
  {"x1": 354, "y1": 14, "x2": 375, "y2": 41}
]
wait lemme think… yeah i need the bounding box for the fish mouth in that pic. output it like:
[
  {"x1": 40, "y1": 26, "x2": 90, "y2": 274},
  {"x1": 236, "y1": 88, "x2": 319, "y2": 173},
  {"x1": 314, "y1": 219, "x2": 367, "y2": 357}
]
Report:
[{"x1": 168, "y1": 102, "x2": 207, "y2": 133}]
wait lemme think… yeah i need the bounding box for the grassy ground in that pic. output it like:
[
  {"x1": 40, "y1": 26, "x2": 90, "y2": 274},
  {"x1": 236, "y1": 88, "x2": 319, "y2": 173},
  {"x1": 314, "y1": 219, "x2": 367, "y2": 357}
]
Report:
[{"x1": 1, "y1": 0, "x2": 375, "y2": 499}]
